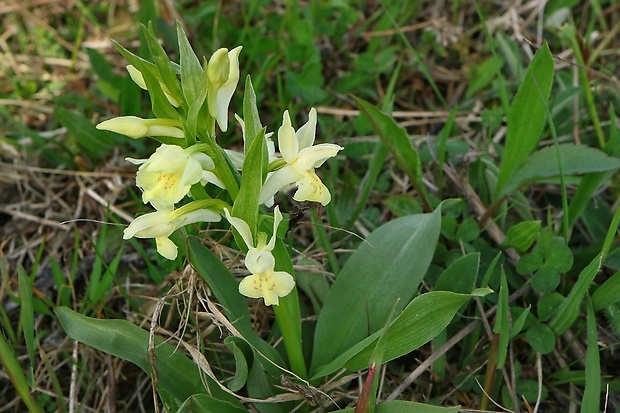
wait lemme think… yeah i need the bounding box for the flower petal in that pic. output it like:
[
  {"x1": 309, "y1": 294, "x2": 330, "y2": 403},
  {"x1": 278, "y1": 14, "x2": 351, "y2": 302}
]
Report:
[
  {"x1": 278, "y1": 111, "x2": 299, "y2": 163},
  {"x1": 172, "y1": 208, "x2": 221, "y2": 227},
  {"x1": 126, "y1": 65, "x2": 147, "y2": 89},
  {"x1": 258, "y1": 165, "x2": 303, "y2": 205},
  {"x1": 123, "y1": 210, "x2": 175, "y2": 240},
  {"x1": 238, "y1": 274, "x2": 263, "y2": 299},
  {"x1": 295, "y1": 143, "x2": 343, "y2": 171},
  {"x1": 270, "y1": 271, "x2": 295, "y2": 300},
  {"x1": 295, "y1": 108, "x2": 317, "y2": 150},
  {"x1": 245, "y1": 246, "x2": 276, "y2": 275},
  {"x1": 96, "y1": 116, "x2": 148, "y2": 139},
  {"x1": 214, "y1": 46, "x2": 242, "y2": 132},
  {"x1": 156, "y1": 236, "x2": 178, "y2": 260},
  {"x1": 224, "y1": 209, "x2": 255, "y2": 249},
  {"x1": 266, "y1": 206, "x2": 282, "y2": 250}
]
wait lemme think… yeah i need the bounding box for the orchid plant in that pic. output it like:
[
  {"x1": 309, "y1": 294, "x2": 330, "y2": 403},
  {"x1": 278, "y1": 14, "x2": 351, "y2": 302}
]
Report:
[{"x1": 56, "y1": 23, "x2": 489, "y2": 413}]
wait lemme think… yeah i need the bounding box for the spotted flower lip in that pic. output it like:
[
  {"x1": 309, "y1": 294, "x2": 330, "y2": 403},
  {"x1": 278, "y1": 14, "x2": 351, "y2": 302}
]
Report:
[
  {"x1": 123, "y1": 201, "x2": 221, "y2": 260},
  {"x1": 125, "y1": 143, "x2": 221, "y2": 211},
  {"x1": 259, "y1": 108, "x2": 343, "y2": 206},
  {"x1": 126, "y1": 65, "x2": 180, "y2": 107},
  {"x1": 207, "y1": 46, "x2": 242, "y2": 132},
  {"x1": 224, "y1": 206, "x2": 295, "y2": 306},
  {"x1": 96, "y1": 116, "x2": 184, "y2": 139}
]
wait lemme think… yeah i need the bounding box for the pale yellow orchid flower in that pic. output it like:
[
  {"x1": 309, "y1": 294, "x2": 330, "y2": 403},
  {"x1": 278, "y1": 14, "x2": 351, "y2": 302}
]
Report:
[
  {"x1": 224, "y1": 207, "x2": 294, "y2": 306},
  {"x1": 259, "y1": 108, "x2": 343, "y2": 206},
  {"x1": 96, "y1": 116, "x2": 184, "y2": 139},
  {"x1": 126, "y1": 65, "x2": 180, "y2": 107},
  {"x1": 207, "y1": 46, "x2": 242, "y2": 132},
  {"x1": 123, "y1": 201, "x2": 221, "y2": 260},
  {"x1": 126, "y1": 144, "x2": 223, "y2": 211}
]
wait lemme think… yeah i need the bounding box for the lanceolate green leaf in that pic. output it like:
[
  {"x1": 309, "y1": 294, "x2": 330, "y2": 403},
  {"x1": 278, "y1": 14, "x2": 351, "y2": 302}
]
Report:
[
  {"x1": 311, "y1": 207, "x2": 441, "y2": 375},
  {"x1": 498, "y1": 144, "x2": 620, "y2": 197},
  {"x1": 112, "y1": 40, "x2": 181, "y2": 121},
  {"x1": 353, "y1": 96, "x2": 430, "y2": 210},
  {"x1": 142, "y1": 23, "x2": 183, "y2": 104},
  {"x1": 550, "y1": 205, "x2": 620, "y2": 335},
  {"x1": 55, "y1": 307, "x2": 241, "y2": 408},
  {"x1": 177, "y1": 22, "x2": 203, "y2": 105},
  {"x1": 232, "y1": 128, "x2": 267, "y2": 242},
  {"x1": 242, "y1": 76, "x2": 263, "y2": 155},
  {"x1": 496, "y1": 42, "x2": 554, "y2": 196},
  {"x1": 312, "y1": 291, "x2": 474, "y2": 378},
  {"x1": 581, "y1": 297, "x2": 600, "y2": 413}
]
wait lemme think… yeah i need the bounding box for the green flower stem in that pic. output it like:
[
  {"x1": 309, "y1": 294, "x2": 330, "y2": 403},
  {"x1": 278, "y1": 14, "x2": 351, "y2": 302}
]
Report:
[
  {"x1": 273, "y1": 293, "x2": 307, "y2": 378},
  {"x1": 272, "y1": 241, "x2": 307, "y2": 378}
]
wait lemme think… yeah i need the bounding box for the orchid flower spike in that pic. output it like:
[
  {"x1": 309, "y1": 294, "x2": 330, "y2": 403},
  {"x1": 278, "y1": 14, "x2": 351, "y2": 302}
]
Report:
[
  {"x1": 126, "y1": 143, "x2": 223, "y2": 211},
  {"x1": 96, "y1": 116, "x2": 184, "y2": 140},
  {"x1": 123, "y1": 201, "x2": 221, "y2": 260},
  {"x1": 259, "y1": 108, "x2": 343, "y2": 206},
  {"x1": 224, "y1": 206, "x2": 294, "y2": 306}
]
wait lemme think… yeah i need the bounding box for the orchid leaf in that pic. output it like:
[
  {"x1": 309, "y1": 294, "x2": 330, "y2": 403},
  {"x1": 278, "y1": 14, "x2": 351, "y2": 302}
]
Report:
[{"x1": 311, "y1": 206, "x2": 441, "y2": 374}]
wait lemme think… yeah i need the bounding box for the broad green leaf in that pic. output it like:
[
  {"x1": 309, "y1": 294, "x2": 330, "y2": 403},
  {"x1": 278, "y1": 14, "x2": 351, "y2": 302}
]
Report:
[
  {"x1": 353, "y1": 96, "x2": 428, "y2": 208},
  {"x1": 55, "y1": 307, "x2": 240, "y2": 406},
  {"x1": 310, "y1": 207, "x2": 441, "y2": 374},
  {"x1": 345, "y1": 292, "x2": 471, "y2": 370},
  {"x1": 581, "y1": 297, "x2": 600, "y2": 413},
  {"x1": 341, "y1": 400, "x2": 460, "y2": 413},
  {"x1": 503, "y1": 221, "x2": 541, "y2": 251},
  {"x1": 496, "y1": 43, "x2": 554, "y2": 196},
  {"x1": 499, "y1": 144, "x2": 620, "y2": 197},
  {"x1": 312, "y1": 291, "x2": 474, "y2": 378}
]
